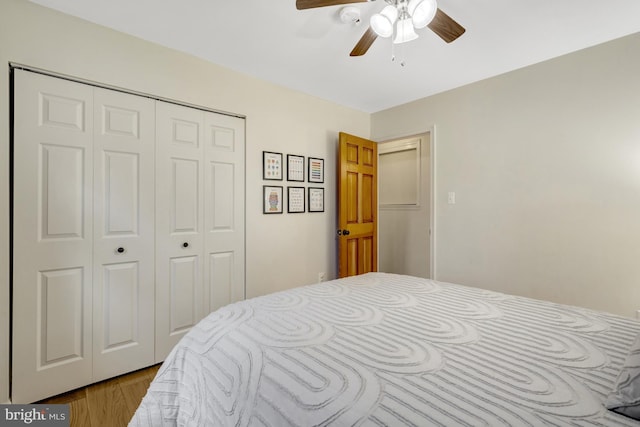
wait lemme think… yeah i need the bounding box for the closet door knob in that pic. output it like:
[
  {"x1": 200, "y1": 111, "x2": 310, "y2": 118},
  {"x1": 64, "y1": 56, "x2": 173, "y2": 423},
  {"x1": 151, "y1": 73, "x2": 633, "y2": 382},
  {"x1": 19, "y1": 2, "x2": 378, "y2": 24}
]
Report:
[
  {"x1": 116, "y1": 247, "x2": 125, "y2": 254},
  {"x1": 182, "y1": 242, "x2": 189, "y2": 248}
]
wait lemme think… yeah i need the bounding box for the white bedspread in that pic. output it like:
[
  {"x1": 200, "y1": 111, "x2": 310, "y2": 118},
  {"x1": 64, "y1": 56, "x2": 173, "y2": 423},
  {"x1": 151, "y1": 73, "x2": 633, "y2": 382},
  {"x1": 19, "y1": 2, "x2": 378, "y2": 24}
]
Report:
[{"x1": 130, "y1": 273, "x2": 640, "y2": 426}]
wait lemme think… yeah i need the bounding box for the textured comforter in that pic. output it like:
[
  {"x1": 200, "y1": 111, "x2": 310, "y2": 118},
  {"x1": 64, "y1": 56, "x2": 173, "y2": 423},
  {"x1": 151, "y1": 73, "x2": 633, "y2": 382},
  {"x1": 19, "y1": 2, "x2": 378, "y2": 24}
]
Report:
[{"x1": 130, "y1": 273, "x2": 640, "y2": 426}]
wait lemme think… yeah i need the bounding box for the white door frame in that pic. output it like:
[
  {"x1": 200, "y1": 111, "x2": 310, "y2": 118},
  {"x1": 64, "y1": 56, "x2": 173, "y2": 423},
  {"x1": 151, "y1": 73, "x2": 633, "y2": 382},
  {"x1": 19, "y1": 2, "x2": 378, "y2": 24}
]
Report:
[{"x1": 376, "y1": 125, "x2": 437, "y2": 280}]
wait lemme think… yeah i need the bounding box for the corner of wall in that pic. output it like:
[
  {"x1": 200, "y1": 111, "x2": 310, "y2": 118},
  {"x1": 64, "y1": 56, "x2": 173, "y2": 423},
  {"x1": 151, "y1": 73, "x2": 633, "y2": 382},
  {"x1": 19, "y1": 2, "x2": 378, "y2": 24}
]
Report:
[
  {"x1": 0, "y1": 11, "x2": 13, "y2": 401},
  {"x1": 0, "y1": 71, "x2": 10, "y2": 404}
]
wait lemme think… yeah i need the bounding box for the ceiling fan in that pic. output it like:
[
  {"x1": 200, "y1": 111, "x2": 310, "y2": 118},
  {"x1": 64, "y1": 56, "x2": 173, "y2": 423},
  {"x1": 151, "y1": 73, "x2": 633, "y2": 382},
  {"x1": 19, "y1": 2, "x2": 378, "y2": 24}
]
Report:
[{"x1": 296, "y1": 0, "x2": 465, "y2": 56}]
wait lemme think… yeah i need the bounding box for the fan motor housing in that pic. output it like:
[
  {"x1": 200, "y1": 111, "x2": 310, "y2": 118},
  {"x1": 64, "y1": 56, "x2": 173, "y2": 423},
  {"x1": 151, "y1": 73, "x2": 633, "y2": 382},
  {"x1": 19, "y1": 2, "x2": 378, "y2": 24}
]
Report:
[{"x1": 340, "y1": 6, "x2": 361, "y2": 24}]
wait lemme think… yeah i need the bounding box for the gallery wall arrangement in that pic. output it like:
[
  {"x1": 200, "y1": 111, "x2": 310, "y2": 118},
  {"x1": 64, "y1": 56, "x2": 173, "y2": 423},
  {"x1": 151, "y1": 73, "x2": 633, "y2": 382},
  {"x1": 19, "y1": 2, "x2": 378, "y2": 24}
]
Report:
[{"x1": 262, "y1": 151, "x2": 324, "y2": 214}]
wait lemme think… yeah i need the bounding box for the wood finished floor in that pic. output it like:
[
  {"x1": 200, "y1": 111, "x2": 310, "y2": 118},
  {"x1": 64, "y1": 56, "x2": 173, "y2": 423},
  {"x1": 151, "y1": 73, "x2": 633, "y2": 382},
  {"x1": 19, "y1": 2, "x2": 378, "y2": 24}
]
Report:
[{"x1": 37, "y1": 364, "x2": 161, "y2": 427}]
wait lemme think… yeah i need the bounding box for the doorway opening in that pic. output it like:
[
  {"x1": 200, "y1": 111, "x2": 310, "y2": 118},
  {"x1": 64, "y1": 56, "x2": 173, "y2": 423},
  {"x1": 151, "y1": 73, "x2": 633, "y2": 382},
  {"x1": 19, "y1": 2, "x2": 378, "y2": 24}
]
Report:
[{"x1": 378, "y1": 131, "x2": 435, "y2": 279}]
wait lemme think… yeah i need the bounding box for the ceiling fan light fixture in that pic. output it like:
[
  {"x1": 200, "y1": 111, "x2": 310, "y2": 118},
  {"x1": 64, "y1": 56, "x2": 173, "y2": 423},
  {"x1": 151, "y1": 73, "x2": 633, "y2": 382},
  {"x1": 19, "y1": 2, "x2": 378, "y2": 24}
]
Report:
[
  {"x1": 393, "y1": 17, "x2": 418, "y2": 44},
  {"x1": 408, "y1": 0, "x2": 438, "y2": 29},
  {"x1": 370, "y1": 5, "x2": 398, "y2": 38}
]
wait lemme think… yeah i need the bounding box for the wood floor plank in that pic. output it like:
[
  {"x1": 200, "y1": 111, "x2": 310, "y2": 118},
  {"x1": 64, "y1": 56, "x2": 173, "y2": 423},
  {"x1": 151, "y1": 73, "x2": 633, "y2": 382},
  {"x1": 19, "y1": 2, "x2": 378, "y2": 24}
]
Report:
[
  {"x1": 39, "y1": 364, "x2": 163, "y2": 427},
  {"x1": 86, "y1": 378, "x2": 130, "y2": 427},
  {"x1": 117, "y1": 369, "x2": 154, "y2": 418},
  {"x1": 119, "y1": 380, "x2": 150, "y2": 419},
  {"x1": 145, "y1": 364, "x2": 161, "y2": 381},
  {"x1": 68, "y1": 397, "x2": 92, "y2": 427},
  {"x1": 39, "y1": 389, "x2": 91, "y2": 427}
]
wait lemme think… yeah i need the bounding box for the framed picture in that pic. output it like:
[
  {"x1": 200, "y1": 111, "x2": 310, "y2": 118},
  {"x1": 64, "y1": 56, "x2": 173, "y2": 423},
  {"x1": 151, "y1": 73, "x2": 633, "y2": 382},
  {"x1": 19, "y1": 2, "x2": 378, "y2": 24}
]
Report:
[
  {"x1": 287, "y1": 187, "x2": 305, "y2": 213},
  {"x1": 263, "y1": 185, "x2": 283, "y2": 214},
  {"x1": 308, "y1": 157, "x2": 324, "y2": 183},
  {"x1": 287, "y1": 154, "x2": 305, "y2": 182},
  {"x1": 263, "y1": 151, "x2": 283, "y2": 180},
  {"x1": 308, "y1": 187, "x2": 324, "y2": 212}
]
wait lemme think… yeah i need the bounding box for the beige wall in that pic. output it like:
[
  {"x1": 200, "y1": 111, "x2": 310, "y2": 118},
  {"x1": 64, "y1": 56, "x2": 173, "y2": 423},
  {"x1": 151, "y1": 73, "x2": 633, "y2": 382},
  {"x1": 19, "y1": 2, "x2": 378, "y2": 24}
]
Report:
[
  {"x1": 0, "y1": 0, "x2": 370, "y2": 402},
  {"x1": 373, "y1": 32, "x2": 640, "y2": 319}
]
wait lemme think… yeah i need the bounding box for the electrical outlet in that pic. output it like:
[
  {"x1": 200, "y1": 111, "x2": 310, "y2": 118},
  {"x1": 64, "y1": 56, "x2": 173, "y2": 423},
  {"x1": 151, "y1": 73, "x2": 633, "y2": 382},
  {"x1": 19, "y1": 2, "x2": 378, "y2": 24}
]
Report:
[{"x1": 318, "y1": 272, "x2": 326, "y2": 283}]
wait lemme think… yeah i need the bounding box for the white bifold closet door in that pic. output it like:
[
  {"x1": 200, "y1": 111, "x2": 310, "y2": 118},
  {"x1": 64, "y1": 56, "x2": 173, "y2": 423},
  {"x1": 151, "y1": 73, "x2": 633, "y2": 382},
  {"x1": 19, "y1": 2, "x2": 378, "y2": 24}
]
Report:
[
  {"x1": 13, "y1": 70, "x2": 245, "y2": 403},
  {"x1": 91, "y1": 88, "x2": 155, "y2": 382},
  {"x1": 13, "y1": 71, "x2": 95, "y2": 404},
  {"x1": 155, "y1": 102, "x2": 245, "y2": 361},
  {"x1": 12, "y1": 70, "x2": 155, "y2": 403}
]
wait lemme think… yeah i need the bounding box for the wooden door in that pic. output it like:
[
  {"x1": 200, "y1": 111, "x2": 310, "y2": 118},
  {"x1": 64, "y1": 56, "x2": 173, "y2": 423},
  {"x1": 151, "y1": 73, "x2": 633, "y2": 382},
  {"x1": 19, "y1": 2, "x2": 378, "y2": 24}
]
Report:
[
  {"x1": 12, "y1": 70, "x2": 94, "y2": 403},
  {"x1": 92, "y1": 87, "x2": 156, "y2": 381},
  {"x1": 155, "y1": 101, "x2": 205, "y2": 362},
  {"x1": 338, "y1": 132, "x2": 378, "y2": 277}
]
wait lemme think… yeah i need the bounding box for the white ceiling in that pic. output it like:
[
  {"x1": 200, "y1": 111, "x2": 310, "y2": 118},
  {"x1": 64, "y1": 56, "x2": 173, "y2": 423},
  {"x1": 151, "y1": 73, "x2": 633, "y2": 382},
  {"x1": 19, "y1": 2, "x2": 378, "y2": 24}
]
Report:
[{"x1": 30, "y1": 0, "x2": 640, "y2": 113}]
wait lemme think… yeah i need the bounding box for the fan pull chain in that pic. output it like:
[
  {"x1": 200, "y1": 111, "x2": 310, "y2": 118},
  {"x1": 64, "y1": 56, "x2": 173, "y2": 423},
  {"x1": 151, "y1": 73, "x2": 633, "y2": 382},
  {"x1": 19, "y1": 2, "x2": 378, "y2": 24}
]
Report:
[
  {"x1": 391, "y1": 39, "x2": 396, "y2": 63},
  {"x1": 391, "y1": 22, "x2": 397, "y2": 64},
  {"x1": 391, "y1": 42, "x2": 407, "y2": 67},
  {"x1": 389, "y1": 21, "x2": 406, "y2": 67}
]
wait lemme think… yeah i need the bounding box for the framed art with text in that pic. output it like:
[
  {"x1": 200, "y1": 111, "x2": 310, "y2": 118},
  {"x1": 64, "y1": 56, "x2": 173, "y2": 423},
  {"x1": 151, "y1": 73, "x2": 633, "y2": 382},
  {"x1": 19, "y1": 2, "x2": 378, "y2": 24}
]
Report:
[
  {"x1": 263, "y1": 151, "x2": 283, "y2": 180},
  {"x1": 308, "y1": 157, "x2": 324, "y2": 183},
  {"x1": 287, "y1": 154, "x2": 305, "y2": 182},
  {"x1": 287, "y1": 187, "x2": 305, "y2": 213},
  {"x1": 263, "y1": 185, "x2": 283, "y2": 214},
  {"x1": 308, "y1": 187, "x2": 324, "y2": 212}
]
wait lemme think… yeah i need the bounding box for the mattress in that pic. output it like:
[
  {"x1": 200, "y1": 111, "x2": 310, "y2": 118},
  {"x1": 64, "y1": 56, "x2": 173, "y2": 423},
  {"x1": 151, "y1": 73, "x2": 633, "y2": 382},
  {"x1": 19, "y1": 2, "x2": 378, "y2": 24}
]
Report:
[{"x1": 130, "y1": 273, "x2": 640, "y2": 426}]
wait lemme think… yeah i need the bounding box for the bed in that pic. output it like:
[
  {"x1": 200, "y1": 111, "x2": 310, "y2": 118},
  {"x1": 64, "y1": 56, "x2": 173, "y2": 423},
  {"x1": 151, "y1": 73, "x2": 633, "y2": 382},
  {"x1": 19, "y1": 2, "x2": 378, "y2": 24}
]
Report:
[{"x1": 130, "y1": 273, "x2": 640, "y2": 426}]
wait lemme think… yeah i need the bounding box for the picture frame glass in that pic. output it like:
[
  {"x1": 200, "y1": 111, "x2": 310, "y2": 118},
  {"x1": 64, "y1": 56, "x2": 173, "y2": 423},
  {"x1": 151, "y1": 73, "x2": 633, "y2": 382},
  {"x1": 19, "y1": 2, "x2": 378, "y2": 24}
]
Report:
[
  {"x1": 263, "y1": 186, "x2": 283, "y2": 213},
  {"x1": 287, "y1": 155, "x2": 305, "y2": 182},
  {"x1": 308, "y1": 187, "x2": 324, "y2": 212},
  {"x1": 287, "y1": 187, "x2": 305, "y2": 213},
  {"x1": 263, "y1": 151, "x2": 283, "y2": 180},
  {"x1": 308, "y1": 157, "x2": 324, "y2": 183}
]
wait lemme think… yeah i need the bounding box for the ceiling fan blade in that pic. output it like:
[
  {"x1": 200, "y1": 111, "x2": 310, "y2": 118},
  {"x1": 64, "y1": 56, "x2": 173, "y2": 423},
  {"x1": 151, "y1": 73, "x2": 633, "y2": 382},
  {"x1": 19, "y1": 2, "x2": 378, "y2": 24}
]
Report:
[
  {"x1": 428, "y1": 8, "x2": 465, "y2": 43},
  {"x1": 350, "y1": 27, "x2": 378, "y2": 56},
  {"x1": 296, "y1": 0, "x2": 367, "y2": 10}
]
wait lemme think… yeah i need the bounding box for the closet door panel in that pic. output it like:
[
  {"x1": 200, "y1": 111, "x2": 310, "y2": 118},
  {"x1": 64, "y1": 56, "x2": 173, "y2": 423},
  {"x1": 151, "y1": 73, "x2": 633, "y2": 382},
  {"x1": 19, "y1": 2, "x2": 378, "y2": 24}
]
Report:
[
  {"x1": 172, "y1": 158, "x2": 200, "y2": 232},
  {"x1": 103, "y1": 151, "x2": 139, "y2": 234},
  {"x1": 156, "y1": 102, "x2": 205, "y2": 362},
  {"x1": 39, "y1": 268, "x2": 84, "y2": 364},
  {"x1": 92, "y1": 88, "x2": 155, "y2": 381},
  {"x1": 169, "y1": 255, "x2": 199, "y2": 333},
  {"x1": 40, "y1": 144, "x2": 85, "y2": 238},
  {"x1": 204, "y1": 114, "x2": 245, "y2": 312},
  {"x1": 102, "y1": 262, "x2": 139, "y2": 347},
  {"x1": 209, "y1": 162, "x2": 234, "y2": 230},
  {"x1": 12, "y1": 70, "x2": 94, "y2": 403},
  {"x1": 208, "y1": 252, "x2": 234, "y2": 311}
]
